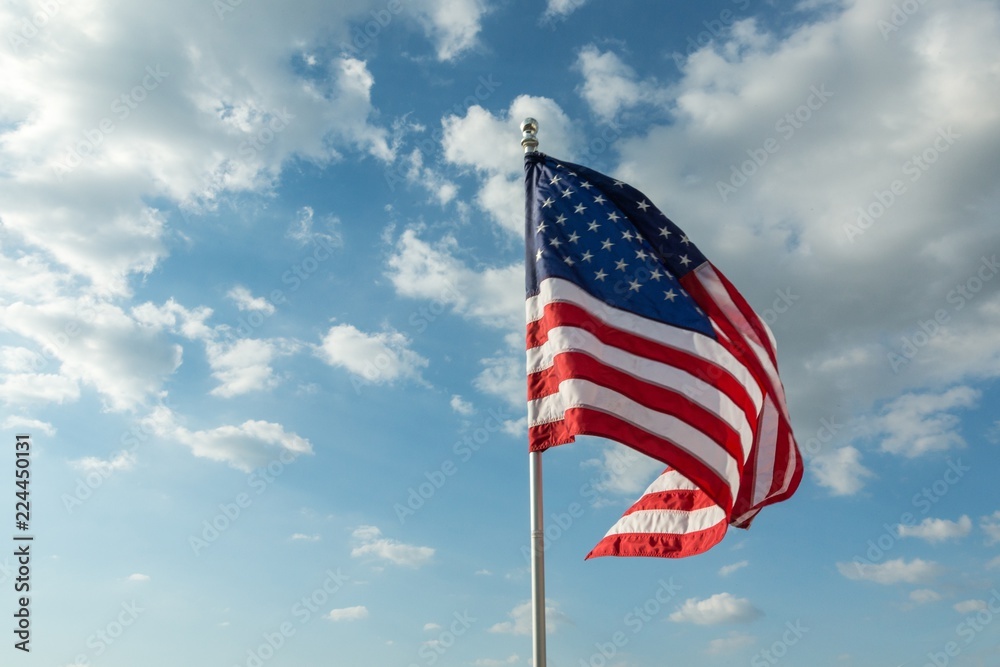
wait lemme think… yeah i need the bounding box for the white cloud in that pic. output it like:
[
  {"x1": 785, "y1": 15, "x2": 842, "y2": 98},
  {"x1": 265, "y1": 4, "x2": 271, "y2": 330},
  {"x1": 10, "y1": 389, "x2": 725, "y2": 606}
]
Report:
[
  {"x1": 409, "y1": 0, "x2": 489, "y2": 61},
  {"x1": 326, "y1": 606, "x2": 369, "y2": 621},
  {"x1": 542, "y1": 0, "x2": 587, "y2": 21},
  {"x1": 669, "y1": 593, "x2": 762, "y2": 625},
  {"x1": 489, "y1": 600, "x2": 565, "y2": 635},
  {"x1": 579, "y1": 442, "x2": 664, "y2": 504},
  {"x1": 0, "y1": 415, "x2": 56, "y2": 436},
  {"x1": 127, "y1": 573, "x2": 150, "y2": 582},
  {"x1": 837, "y1": 558, "x2": 942, "y2": 585},
  {"x1": 707, "y1": 632, "x2": 756, "y2": 655},
  {"x1": 719, "y1": 561, "x2": 750, "y2": 577},
  {"x1": 575, "y1": 45, "x2": 669, "y2": 123},
  {"x1": 981, "y1": 511, "x2": 1000, "y2": 545},
  {"x1": 70, "y1": 450, "x2": 137, "y2": 476},
  {"x1": 473, "y1": 655, "x2": 520, "y2": 667},
  {"x1": 149, "y1": 406, "x2": 313, "y2": 472},
  {"x1": 206, "y1": 338, "x2": 298, "y2": 398},
  {"x1": 874, "y1": 387, "x2": 979, "y2": 457},
  {"x1": 423, "y1": 622, "x2": 442, "y2": 631},
  {"x1": 285, "y1": 206, "x2": 342, "y2": 248},
  {"x1": 450, "y1": 394, "x2": 475, "y2": 415},
  {"x1": 227, "y1": 286, "x2": 277, "y2": 315},
  {"x1": 898, "y1": 516, "x2": 972, "y2": 543},
  {"x1": 909, "y1": 589, "x2": 942, "y2": 604},
  {"x1": 386, "y1": 229, "x2": 523, "y2": 330},
  {"x1": 350, "y1": 525, "x2": 434, "y2": 567},
  {"x1": 291, "y1": 533, "x2": 321, "y2": 542},
  {"x1": 316, "y1": 324, "x2": 428, "y2": 386},
  {"x1": 0, "y1": 373, "x2": 80, "y2": 407},
  {"x1": 954, "y1": 599, "x2": 988, "y2": 614},
  {"x1": 810, "y1": 446, "x2": 874, "y2": 496}
]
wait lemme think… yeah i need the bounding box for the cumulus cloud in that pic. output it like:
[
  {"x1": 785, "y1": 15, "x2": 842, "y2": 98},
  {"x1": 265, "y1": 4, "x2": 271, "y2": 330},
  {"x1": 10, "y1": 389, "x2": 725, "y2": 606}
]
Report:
[
  {"x1": 326, "y1": 606, "x2": 369, "y2": 621},
  {"x1": 953, "y1": 600, "x2": 988, "y2": 614},
  {"x1": 669, "y1": 593, "x2": 763, "y2": 625},
  {"x1": 350, "y1": 525, "x2": 434, "y2": 567},
  {"x1": 316, "y1": 323, "x2": 428, "y2": 386},
  {"x1": 981, "y1": 511, "x2": 1000, "y2": 545},
  {"x1": 542, "y1": 0, "x2": 588, "y2": 21},
  {"x1": 837, "y1": 558, "x2": 942, "y2": 585},
  {"x1": 810, "y1": 446, "x2": 875, "y2": 496},
  {"x1": 719, "y1": 561, "x2": 750, "y2": 577},
  {"x1": 897, "y1": 516, "x2": 972, "y2": 543},
  {"x1": 489, "y1": 600, "x2": 566, "y2": 635},
  {"x1": 409, "y1": 0, "x2": 489, "y2": 61},
  {"x1": 575, "y1": 45, "x2": 669, "y2": 123},
  {"x1": 873, "y1": 387, "x2": 980, "y2": 457}
]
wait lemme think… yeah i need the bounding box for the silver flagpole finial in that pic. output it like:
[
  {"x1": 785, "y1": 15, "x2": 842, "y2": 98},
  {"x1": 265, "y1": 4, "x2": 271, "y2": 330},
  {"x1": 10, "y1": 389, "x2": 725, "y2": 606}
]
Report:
[{"x1": 521, "y1": 117, "x2": 539, "y2": 153}]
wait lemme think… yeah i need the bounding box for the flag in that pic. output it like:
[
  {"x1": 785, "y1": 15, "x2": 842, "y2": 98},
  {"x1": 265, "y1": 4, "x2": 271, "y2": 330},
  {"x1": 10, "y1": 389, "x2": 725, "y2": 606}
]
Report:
[
  {"x1": 587, "y1": 467, "x2": 728, "y2": 559},
  {"x1": 523, "y1": 152, "x2": 802, "y2": 558}
]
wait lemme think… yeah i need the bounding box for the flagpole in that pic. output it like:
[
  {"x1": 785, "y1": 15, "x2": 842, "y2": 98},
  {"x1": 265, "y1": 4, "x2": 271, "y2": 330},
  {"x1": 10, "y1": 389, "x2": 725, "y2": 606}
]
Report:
[{"x1": 521, "y1": 117, "x2": 546, "y2": 667}]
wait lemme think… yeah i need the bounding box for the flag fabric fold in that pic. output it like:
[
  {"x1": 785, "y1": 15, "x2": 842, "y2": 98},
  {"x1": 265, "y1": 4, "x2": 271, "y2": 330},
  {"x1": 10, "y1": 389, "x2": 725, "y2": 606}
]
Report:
[{"x1": 523, "y1": 152, "x2": 802, "y2": 558}]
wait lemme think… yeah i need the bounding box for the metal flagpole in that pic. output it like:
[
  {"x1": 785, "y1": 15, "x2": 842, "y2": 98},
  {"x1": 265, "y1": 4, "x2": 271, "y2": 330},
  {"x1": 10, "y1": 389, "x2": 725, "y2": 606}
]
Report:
[{"x1": 521, "y1": 118, "x2": 546, "y2": 667}]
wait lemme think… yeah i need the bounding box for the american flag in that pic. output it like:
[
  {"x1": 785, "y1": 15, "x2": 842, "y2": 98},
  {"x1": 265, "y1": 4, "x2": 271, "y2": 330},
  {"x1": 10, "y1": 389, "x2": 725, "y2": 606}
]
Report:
[{"x1": 524, "y1": 152, "x2": 802, "y2": 558}]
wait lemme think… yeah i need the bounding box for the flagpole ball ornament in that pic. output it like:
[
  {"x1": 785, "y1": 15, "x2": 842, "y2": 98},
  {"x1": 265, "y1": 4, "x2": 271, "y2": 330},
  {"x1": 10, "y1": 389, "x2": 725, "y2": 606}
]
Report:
[{"x1": 521, "y1": 117, "x2": 539, "y2": 153}]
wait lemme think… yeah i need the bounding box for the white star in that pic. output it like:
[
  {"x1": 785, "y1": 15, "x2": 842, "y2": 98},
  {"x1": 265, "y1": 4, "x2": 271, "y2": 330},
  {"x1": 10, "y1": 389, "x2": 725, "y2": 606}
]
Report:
[
  {"x1": 535, "y1": 248, "x2": 543, "y2": 261},
  {"x1": 615, "y1": 259, "x2": 628, "y2": 272},
  {"x1": 613, "y1": 180, "x2": 625, "y2": 188},
  {"x1": 637, "y1": 200, "x2": 651, "y2": 212},
  {"x1": 678, "y1": 255, "x2": 692, "y2": 267},
  {"x1": 621, "y1": 229, "x2": 634, "y2": 241},
  {"x1": 680, "y1": 234, "x2": 691, "y2": 245},
  {"x1": 549, "y1": 237, "x2": 563, "y2": 248},
  {"x1": 549, "y1": 174, "x2": 562, "y2": 185},
  {"x1": 555, "y1": 214, "x2": 567, "y2": 225},
  {"x1": 580, "y1": 250, "x2": 593, "y2": 262},
  {"x1": 542, "y1": 197, "x2": 554, "y2": 208},
  {"x1": 601, "y1": 238, "x2": 614, "y2": 251},
  {"x1": 580, "y1": 181, "x2": 593, "y2": 189},
  {"x1": 607, "y1": 211, "x2": 620, "y2": 223},
  {"x1": 563, "y1": 255, "x2": 575, "y2": 266},
  {"x1": 594, "y1": 269, "x2": 607, "y2": 281},
  {"x1": 574, "y1": 203, "x2": 587, "y2": 215},
  {"x1": 536, "y1": 221, "x2": 548, "y2": 234},
  {"x1": 567, "y1": 232, "x2": 580, "y2": 243},
  {"x1": 587, "y1": 220, "x2": 600, "y2": 232},
  {"x1": 658, "y1": 227, "x2": 672, "y2": 239},
  {"x1": 664, "y1": 289, "x2": 678, "y2": 301},
  {"x1": 593, "y1": 194, "x2": 607, "y2": 205},
  {"x1": 562, "y1": 188, "x2": 575, "y2": 198},
  {"x1": 635, "y1": 248, "x2": 648, "y2": 261},
  {"x1": 649, "y1": 268, "x2": 663, "y2": 281},
  {"x1": 628, "y1": 279, "x2": 642, "y2": 292}
]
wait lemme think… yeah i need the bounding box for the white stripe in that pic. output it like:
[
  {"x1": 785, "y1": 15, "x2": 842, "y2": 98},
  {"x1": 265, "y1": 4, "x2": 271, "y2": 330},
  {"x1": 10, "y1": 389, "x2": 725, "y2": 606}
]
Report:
[
  {"x1": 751, "y1": 395, "x2": 780, "y2": 507},
  {"x1": 693, "y1": 264, "x2": 788, "y2": 410},
  {"x1": 646, "y1": 468, "x2": 700, "y2": 493},
  {"x1": 529, "y1": 325, "x2": 756, "y2": 460},
  {"x1": 529, "y1": 379, "x2": 741, "y2": 495},
  {"x1": 601, "y1": 504, "x2": 727, "y2": 538},
  {"x1": 527, "y1": 277, "x2": 764, "y2": 409}
]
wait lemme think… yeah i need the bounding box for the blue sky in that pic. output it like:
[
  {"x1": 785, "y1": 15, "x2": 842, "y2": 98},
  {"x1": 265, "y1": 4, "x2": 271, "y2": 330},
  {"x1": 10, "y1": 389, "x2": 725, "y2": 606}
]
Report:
[{"x1": 1, "y1": 0, "x2": 1000, "y2": 665}]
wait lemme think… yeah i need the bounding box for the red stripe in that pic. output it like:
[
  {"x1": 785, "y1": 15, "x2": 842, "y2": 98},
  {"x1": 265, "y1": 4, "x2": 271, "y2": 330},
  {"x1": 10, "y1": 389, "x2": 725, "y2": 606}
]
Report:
[
  {"x1": 621, "y1": 488, "x2": 718, "y2": 515},
  {"x1": 529, "y1": 407, "x2": 735, "y2": 513},
  {"x1": 527, "y1": 301, "x2": 759, "y2": 425},
  {"x1": 586, "y1": 520, "x2": 728, "y2": 559},
  {"x1": 528, "y1": 352, "x2": 746, "y2": 465}
]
